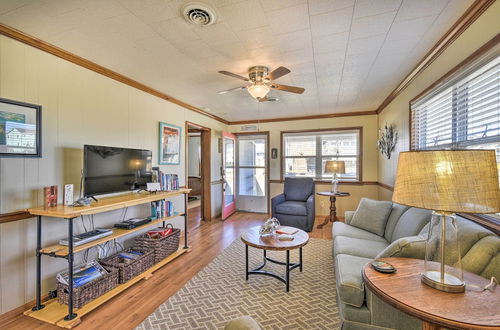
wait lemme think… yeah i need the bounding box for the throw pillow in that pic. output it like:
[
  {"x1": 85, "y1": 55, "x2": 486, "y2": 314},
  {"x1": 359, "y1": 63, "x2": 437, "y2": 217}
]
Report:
[{"x1": 350, "y1": 198, "x2": 392, "y2": 236}]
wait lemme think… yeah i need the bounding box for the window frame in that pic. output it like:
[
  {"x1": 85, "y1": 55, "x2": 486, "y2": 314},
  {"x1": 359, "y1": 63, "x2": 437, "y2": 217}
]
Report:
[
  {"x1": 408, "y1": 37, "x2": 500, "y2": 234},
  {"x1": 280, "y1": 127, "x2": 363, "y2": 183}
]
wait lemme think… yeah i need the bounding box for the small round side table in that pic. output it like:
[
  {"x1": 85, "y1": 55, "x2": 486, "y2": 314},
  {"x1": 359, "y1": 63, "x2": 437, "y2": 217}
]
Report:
[
  {"x1": 316, "y1": 191, "x2": 350, "y2": 229},
  {"x1": 362, "y1": 257, "x2": 500, "y2": 329}
]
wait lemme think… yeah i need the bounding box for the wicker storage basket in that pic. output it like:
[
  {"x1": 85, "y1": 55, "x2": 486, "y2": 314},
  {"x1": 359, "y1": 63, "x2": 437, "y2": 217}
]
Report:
[
  {"x1": 57, "y1": 266, "x2": 118, "y2": 308},
  {"x1": 100, "y1": 248, "x2": 155, "y2": 283},
  {"x1": 133, "y1": 226, "x2": 181, "y2": 263}
]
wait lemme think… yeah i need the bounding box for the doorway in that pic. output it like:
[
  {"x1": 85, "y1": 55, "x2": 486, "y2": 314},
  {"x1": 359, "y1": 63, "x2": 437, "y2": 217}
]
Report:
[
  {"x1": 185, "y1": 122, "x2": 211, "y2": 228},
  {"x1": 235, "y1": 132, "x2": 269, "y2": 214}
]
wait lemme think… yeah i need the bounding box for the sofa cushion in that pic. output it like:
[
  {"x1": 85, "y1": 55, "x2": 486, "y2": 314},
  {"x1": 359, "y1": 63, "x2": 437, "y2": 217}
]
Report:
[
  {"x1": 391, "y1": 208, "x2": 432, "y2": 242},
  {"x1": 376, "y1": 235, "x2": 427, "y2": 259},
  {"x1": 275, "y1": 201, "x2": 307, "y2": 216},
  {"x1": 333, "y1": 222, "x2": 388, "y2": 243},
  {"x1": 335, "y1": 254, "x2": 371, "y2": 308},
  {"x1": 350, "y1": 198, "x2": 392, "y2": 236},
  {"x1": 384, "y1": 203, "x2": 410, "y2": 242},
  {"x1": 334, "y1": 236, "x2": 389, "y2": 259},
  {"x1": 284, "y1": 177, "x2": 314, "y2": 201}
]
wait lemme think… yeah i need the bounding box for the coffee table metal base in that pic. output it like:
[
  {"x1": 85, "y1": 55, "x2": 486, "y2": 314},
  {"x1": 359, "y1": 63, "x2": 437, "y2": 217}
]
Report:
[{"x1": 245, "y1": 245, "x2": 302, "y2": 292}]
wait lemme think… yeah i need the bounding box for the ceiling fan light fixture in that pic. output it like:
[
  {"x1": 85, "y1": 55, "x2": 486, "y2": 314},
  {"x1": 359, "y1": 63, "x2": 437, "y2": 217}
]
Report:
[{"x1": 247, "y1": 83, "x2": 270, "y2": 99}]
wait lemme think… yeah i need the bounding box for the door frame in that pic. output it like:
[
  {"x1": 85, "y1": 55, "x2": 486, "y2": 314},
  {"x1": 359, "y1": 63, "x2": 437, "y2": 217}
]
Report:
[
  {"x1": 233, "y1": 131, "x2": 270, "y2": 215},
  {"x1": 221, "y1": 131, "x2": 237, "y2": 220},
  {"x1": 185, "y1": 121, "x2": 211, "y2": 221}
]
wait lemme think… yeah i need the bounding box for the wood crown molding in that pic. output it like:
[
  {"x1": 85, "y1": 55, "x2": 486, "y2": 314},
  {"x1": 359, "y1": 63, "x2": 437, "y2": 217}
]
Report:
[
  {"x1": 0, "y1": 23, "x2": 229, "y2": 125},
  {"x1": 228, "y1": 110, "x2": 377, "y2": 125},
  {"x1": 376, "y1": 0, "x2": 495, "y2": 114}
]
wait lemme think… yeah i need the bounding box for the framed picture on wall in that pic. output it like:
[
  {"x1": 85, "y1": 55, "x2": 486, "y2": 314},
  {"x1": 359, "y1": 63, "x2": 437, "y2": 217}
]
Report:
[
  {"x1": 0, "y1": 97, "x2": 42, "y2": 157},
  {"x1": 159, "y1": 122, "x2": 181, "y2": 165}
]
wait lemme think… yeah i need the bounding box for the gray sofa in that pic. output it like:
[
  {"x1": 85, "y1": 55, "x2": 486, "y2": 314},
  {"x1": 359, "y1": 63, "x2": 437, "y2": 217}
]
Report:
[
  {"x1": 271, "y1": 177, "x2": 315, "y2": 232},
  {"x1": 334, "y1": 198, "x2": 500, "y2": 330}
]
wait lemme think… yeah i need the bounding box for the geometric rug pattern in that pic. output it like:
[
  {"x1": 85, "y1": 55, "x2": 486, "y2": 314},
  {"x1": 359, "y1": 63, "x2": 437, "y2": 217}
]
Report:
[{"x1": 136, "y1": 238, "x2": 340, "y2": 329}]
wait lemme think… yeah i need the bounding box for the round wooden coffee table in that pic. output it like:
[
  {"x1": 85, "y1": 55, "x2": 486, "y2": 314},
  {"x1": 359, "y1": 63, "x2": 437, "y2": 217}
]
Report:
[
  {"x1": 363, "y1": 258, "x2": 500, "y2": 329},
  {"x1": 241, "y1": 226, "x2": 309, "y2": 292}
]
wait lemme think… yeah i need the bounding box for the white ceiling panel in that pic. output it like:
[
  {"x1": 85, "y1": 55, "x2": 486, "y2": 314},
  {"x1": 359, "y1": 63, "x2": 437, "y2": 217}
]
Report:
[{"x1": 0, "y1": 0, "x2": 474, "y2": 121}]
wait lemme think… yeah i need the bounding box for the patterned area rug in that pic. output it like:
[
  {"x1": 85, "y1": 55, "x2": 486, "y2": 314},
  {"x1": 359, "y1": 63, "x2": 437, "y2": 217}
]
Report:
[{"x1": 136, "y1": 238, "x2": 339, "y2": 330}]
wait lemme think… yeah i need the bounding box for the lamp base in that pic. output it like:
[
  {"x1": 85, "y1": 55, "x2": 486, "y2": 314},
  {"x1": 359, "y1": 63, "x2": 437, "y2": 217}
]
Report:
[{"x1": 421, "y1": 271, "x2": 465, "y2": 293}]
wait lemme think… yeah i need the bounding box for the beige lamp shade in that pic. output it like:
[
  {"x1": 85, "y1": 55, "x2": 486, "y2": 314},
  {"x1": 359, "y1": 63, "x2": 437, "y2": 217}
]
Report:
[
  {"x1": 325, "y1": 160, "x2": 346, "y2": 174},
  {"x1": 393, "y1": 150, "x2": 500, "y2": 214}
]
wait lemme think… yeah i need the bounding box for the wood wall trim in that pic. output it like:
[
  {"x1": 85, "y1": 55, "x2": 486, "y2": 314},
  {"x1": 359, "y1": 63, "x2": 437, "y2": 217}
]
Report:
[
  {"x1": 228, "y1": 110, "x2": 377, "y2": 125},
  {"x1": 376, "y1": 0, "x2": 495, "y2": 114},
  {"x1": 269, "y1": 180, "x2": 378, "y2": 185},
  {"x1": 0, "y1": 23, "x2": 229, "y2": 125},
  {"x1": 377, "y1": 182, "x2": 394, "y2": 191},
  {"x1": 0, "y1": 211, "x2": 32, "y2": 224}
]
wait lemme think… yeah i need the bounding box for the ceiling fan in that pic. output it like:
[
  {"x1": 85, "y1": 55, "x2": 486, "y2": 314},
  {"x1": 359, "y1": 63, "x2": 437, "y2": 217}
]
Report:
[{"x1": 217, "y1": 66, "x2": 305, "y2": 102}]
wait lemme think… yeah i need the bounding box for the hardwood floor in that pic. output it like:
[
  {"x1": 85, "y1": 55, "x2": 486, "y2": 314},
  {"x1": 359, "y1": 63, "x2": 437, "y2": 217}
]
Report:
[{"x1": 1, "y1": 212, "x2": 333, "y2": 330}]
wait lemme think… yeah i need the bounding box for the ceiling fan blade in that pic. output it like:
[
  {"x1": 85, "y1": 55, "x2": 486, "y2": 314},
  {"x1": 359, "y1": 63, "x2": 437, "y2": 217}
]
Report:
[
  {"x1": 217, "y1": 86, "x2": 247, "y2": 94},
  {"x1": 218, "y1": 70, "x2": 249, "y2": 81},
  {"x1": 266, "y1": 66, "x2": 290, "y2": 81},
  {"x1": 270, "y1": 83, "x2": 305, "y2": 94}
]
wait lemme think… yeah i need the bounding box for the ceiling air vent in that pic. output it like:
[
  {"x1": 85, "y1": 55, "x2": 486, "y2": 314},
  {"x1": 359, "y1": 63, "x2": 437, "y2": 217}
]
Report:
[{"x1": 182, "y1": 3, "x2": 217, "y2": 26}]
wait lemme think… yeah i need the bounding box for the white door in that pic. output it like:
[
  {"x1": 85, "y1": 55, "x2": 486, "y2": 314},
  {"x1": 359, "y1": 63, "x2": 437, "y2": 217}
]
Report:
[{"x1": 235, "y1": 134, "x2": 268, "y2": 213}]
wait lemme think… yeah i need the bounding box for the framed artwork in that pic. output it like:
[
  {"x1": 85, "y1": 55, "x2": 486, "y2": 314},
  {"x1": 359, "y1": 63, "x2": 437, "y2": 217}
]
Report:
[
  {"x1": 159, "y1": 122, "x2": 181, "y2": 165},
  {"x1": 0, "y1": 97, "x2": 42, "y2": 157}
]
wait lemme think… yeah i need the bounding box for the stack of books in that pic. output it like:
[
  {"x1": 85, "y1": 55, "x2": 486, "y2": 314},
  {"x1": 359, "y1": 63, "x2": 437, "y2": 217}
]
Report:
[
  {"x1": 152, "y1": 167, "x2": 179, "y2": 191},
  {"x1": 56, "y1": 261, "x2": 108, "y2": 287},
  {"x1": 151, "y1": 200, "x2": 175, "y2": 219}
]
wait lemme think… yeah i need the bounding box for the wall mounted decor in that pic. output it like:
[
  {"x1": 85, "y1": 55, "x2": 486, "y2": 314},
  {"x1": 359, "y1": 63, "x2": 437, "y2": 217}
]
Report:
[
  {"x1": 377, "y1": 123, "x2": 398, "y2": 159},
  {"x1": 159, "y1": 122, "x2": 181, "y2": 165},
  {"x1": 0, "y1": 97, "x2": 42, "y2": 157}
]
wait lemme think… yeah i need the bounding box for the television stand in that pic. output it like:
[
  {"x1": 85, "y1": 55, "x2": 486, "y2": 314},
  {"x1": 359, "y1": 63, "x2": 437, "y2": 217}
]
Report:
[{"x1": 24, "y1": 189, "x2": 191, "y2": 328}]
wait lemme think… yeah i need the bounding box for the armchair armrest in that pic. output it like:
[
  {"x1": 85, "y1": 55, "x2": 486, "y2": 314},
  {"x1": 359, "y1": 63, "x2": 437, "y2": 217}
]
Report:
[
  {"x1": 305, "y1": 194, "x2": 315, "y2": 231},
  {"x1": 344, "y1": 211, "x2": 355, "y2": 224},
  {"x1": 271, "y1": 193, "x2": 286, "y2": 216}
]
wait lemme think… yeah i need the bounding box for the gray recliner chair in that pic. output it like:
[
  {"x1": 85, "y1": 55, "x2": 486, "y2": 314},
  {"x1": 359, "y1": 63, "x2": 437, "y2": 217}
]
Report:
[{"x1": 271, "y1": 177, "x2": 315, "y2": 232}]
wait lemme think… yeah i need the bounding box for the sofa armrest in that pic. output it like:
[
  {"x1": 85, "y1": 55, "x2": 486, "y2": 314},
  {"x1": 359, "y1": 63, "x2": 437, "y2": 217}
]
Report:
[
  {"x1": 376, "y1": 235, "x2": 427, "y2": 259},
  {"x1": 271, "y1": 193, "x2": 286, "y2": 216},
  {"x1": 306, "y1": 194, "x2": 315, "y2": 231},
  {"x1": 344, "y1": 211, "x2": 355, "y2": 224}
]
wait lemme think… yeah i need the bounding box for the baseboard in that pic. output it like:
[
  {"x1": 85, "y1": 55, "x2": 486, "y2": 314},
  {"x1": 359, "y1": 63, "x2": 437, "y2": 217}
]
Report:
[{"x1": 0, "y1": 294, "x2": 49, "y2": 326}]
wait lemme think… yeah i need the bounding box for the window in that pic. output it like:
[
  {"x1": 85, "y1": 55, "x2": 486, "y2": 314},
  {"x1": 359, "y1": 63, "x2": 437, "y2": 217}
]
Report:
[
  {"x1": 410, "y1": 46, "x2": 499, "y2": 221},
  {"x1": 282, "y1": 128, "x2": 361, "y2": 181},
  {"x1": 238, "y1": 137, "x2": 266, "y2": 196},
  {"x1": 411, "y1": 52, "x2": 499, "y2": 161}
]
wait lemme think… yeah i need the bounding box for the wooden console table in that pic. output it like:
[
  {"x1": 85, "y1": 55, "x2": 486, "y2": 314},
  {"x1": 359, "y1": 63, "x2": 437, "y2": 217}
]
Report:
[
  {"x1": 362, "y1": 258, "x2": 500, "y2": 329},
  {"x1": 316, "y1": 191, "x2": 350, "y2": 229},
  {"x1": 24, "y1": 189, "x2": 190, "y2": 329}
]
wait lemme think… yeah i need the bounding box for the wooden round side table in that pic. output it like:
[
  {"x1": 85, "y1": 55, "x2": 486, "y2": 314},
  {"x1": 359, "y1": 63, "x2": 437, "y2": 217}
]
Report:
[
  {"x1": 316, "y1": 191, "x2": 350, "y2": 229},
  {"x1": 362, "y1": 257, "x2": 500, "y2": 329}
]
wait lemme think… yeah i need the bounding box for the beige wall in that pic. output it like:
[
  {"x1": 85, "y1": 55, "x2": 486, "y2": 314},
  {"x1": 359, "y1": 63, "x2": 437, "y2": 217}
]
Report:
[
  {"x1": 0, "y1": 35, "x2": 227, "y2": 314},
  {"x1": 230, "y1": 114, "x2": 379, "y2": 216},
  {"x1": 377, "y1": 1, "x2": 500, "y2": 199}
]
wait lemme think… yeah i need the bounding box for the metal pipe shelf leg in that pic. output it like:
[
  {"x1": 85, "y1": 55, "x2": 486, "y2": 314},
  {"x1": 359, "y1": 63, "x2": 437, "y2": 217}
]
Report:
[
  {"x1": 184, "y1": 192, "x2": 188, "y2": 249},
  {"x1": 64, "y1": 218, "x2": 77, "y2": 321},
  {"x1": 32, "y1": 215, "x2": 45, "y2": 311}
]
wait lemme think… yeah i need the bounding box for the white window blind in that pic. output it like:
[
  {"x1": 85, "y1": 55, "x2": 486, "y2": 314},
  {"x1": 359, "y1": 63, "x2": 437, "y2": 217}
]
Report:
[{"x1": 410, "y1": 53, "x2": 500, "y2": 164}]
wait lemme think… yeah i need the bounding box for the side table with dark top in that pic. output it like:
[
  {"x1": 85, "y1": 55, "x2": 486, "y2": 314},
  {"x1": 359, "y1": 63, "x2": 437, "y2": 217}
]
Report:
[
  {"x1": 316, "y1": 191, "x2": 351, "y2": 229},
  {"x1": 362, "y1": 257, "x2": 500, "y2": 330},
  {"x1": 241, "y1": 226, "x2": 309, "y2": 292}
]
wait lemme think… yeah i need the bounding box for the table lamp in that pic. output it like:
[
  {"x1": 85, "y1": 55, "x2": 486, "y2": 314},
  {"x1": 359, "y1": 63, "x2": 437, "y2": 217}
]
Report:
[
  {"x1": 325, "y1": 160, "x2": 345, "y2": 194},
  {"x1": 393, "y1": 150, "x2": 500, "y2": 293}
]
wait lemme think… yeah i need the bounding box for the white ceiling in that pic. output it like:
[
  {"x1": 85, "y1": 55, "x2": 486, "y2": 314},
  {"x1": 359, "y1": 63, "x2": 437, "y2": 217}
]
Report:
[{"x1": 0, "y1": 0, "x2": 473, "y2": 122}]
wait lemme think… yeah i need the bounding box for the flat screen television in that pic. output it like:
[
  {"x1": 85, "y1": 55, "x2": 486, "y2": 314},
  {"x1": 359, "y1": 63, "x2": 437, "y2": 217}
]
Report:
[{"x1": 83, "y1": 145, "x2": 152, "y2": 197}]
